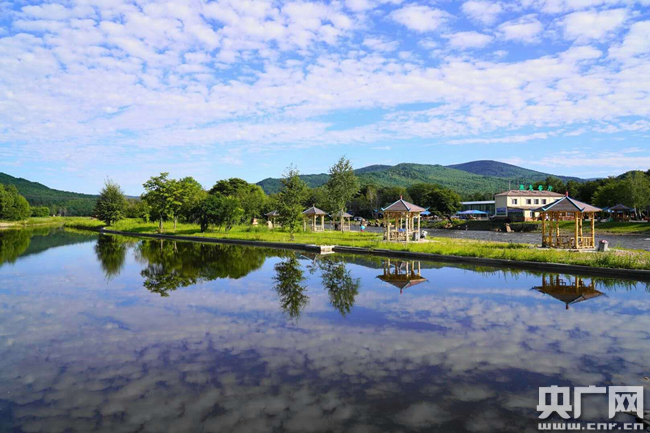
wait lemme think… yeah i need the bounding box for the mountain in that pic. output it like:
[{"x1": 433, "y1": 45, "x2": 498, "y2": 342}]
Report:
[
  {"x1": 447, "y1": 160, "x2": 581, "y2": 183},
  {"x1": 0, "y1": 172, "x2": 97, "y2": 216},
  {"x1": 256, "y1": 161, "x2": 583, "y2": 196}
]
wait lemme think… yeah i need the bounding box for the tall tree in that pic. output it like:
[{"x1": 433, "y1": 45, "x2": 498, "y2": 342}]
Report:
[
  {"x1": 0, "y1": 185, "x2": 31, "y2": 221},
  {"x1": 142, "y1": 173, "x2": 175, "y2": 233},
  {"x1": 277, "y1": 166, "x2": 309, "y2": 240},
  {"x1": 94, "y1": 179, "x2": 127, "y2": 226},
  {"x1": 324, "y1": 156, "x2": 360, "y2": 230},
  {"x1": 422, "y1": 186, "x2": 461, "y2": 216},
  {"x1": 172, "y1": 177, "x2": 206, "y2": 229},
  {"x1": 209, "y1": 178, "x2": 267, "y2": 223}
]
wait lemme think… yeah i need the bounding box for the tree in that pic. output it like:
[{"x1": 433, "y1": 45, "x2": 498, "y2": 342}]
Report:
[
  {"x1": 318, "y1": 258, "x2": 359, "y2": 317},
  {"x1": 422, "y1": 186, "x2": 461, "y2": 216},
  {"x1": 142, "y1": 173, "x2": 176, "y2": 233},
  {"x1": 31, "y1": 206, "x2": 50, "y2": 217},
  {"x1": 277, "y1": 166, "x2": 309, "y2": 240},
  {"x1": 624, "y1": 171, "x2": 650, "y2": 212},
  {"x1": 593, "y1": 179, "x2": 625, "y2": 208},
  {"x1": 324, "y1": 157, "x2": 360, "y2": 230},
  {"x1": 534, "y1": 176, "x2": 566, "y2": 195},
  {"x1": 0, "y1": 185, "x2": 31, "y2": 221},
  {"x1": 273, "y1": 256, "x2": 308, "y2": 319},
  {"x1": 209, "y1": 178, "x2": 267, "y2": 223},
  {"x1": 94, "y1": 179, "x2": 127, "y2": 226},
  {"x1": 173, "y1": 177, "x2": 206, "y2": 229},
  {"x1": 379, "y1": 187, "x2": 411, "y2": 207},
  {"x1": 192, "y1": 195, "x2": 244, "y2": 232}
]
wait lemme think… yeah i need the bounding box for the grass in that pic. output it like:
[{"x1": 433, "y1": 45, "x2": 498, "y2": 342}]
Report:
[
  {"x1": 0, "y1": 216, "x2": 104, "y2": 229},
  {"x1": 89, "y1": 218, "x2": 650, "y2": 271},
  {"x1": 459, "y1": 219, "x2": 650, "y2": 235}
]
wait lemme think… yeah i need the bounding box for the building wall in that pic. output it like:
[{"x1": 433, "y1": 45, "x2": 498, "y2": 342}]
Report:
[{"x1": 494, "y1": 193, "x2": 562, "y2": 220}]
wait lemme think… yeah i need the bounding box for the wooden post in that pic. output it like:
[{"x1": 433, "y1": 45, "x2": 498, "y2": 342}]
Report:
[
  {"x1": 321, "y1": 215, "x2": 324, "y2": 231},
  {"x1": 417, "y1": 214, "x2": 421, "y2": 239},
  {"x1": 591, "y1": 212, "x2": 595, "y2": 248},
  {"x1": 541, "y1": 212, "x2": 546, "y2": 247},
  {"x1": 574, "y1": 212, "x2": 579, "y2": 249}
]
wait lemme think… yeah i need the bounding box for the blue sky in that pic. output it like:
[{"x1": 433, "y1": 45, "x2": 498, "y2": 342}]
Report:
[{"x1": 1, "y1": 0, "x2": 649, "y2": 195}]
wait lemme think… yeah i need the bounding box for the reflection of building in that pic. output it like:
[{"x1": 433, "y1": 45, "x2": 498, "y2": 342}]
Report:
[
  {"x1": 377, "y1": 259, "x2": 427, "y2": 294},
  {"x1": 532, "y1": 275, "x2": 604, "y2": 309},
  {"x1": 494, "y1": 190, "x2": 564, "y2": 221}
]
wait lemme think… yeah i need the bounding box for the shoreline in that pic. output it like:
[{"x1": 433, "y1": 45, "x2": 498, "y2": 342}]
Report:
[{"x1": 99, "y1": 228, "x2": 650, "y2": 282}]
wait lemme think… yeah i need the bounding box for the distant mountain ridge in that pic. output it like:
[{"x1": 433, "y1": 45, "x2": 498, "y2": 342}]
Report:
[
  {"x1": 256, "y1": 160, "x2": 584, "y2": 195},
  {"x1": 0, "y1": 172, "x2": 97, "y2": 216}
]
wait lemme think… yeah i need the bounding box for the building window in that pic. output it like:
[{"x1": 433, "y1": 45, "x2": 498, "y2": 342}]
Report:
[
  {"x1": 534, "y1": 199, "x2": 539, "y2": 204},
  {"x1": 526, "y1": 199, "x2": 532, "y2": 205},
  {"x1": 542, "y1": 199, "x2": 547, "y2": 205},
  {"x1": 512, "y1": 199, "x2": 518, "y2": 205}
]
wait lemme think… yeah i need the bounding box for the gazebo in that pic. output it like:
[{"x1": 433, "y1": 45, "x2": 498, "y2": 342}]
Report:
[
  {"x1": 303, "y1": 206, "x2": 327, "y2": 232},
  {"x1": 382, "y1": 197, "x2": 426, "y2": 242},
  {"x1": 607, "y1": 204, "x2": 633, "y2": 221},
  {"x1": 377, "y1": 259, "x2": 427, "y2": 294},
  {"x1": 536, "y1": 195, "x2": 601, "y2": 249},
  {"x1": 331, "y1": 210, "x2": 353, "y2": 231},
  {"x1": 532, "y1": 275, "x2": 604, "y2": 310},
  {"x1": 265, "y1": 210, "x2": 279, "y2": 228}
]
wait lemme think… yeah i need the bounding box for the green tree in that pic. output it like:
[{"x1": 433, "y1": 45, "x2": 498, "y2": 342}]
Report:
[
  {"x1": 593, "y1": 179, "x2": 625, "y2": 208},
  {"x1": 142, "y1": 173, "x2": 176, "y2": 233},
  {"x1": 422, "y1": 186, "x2": 461, "y2": 216},
  {"x1": 379, "y1": 187, "x2": 411, "y2": 207},
  {"x1": 318, "y1": 258, "x2": 359, "y2": 317},
  {"x1": 94, "y1": 234, "x2": 127, "y2": 280},
  {"x1": 534, "y1": 176, "x2": 566, "y2": 195},
  {"x1": 31, "y1": 206, "x2": 50, "y2": 217},
  {"x1": 277, "y1": 166, "x2": 309, "y2": 240},
  {"x1": 624, "y1": 171, "x2": 650, "y2": 212},
  {"x1": 94, "y1": 179, "x2": 127, "y2": 226},
  {"x1": 209, "y1": 178, "x2": 267, "y2": 223},
  {"x1": 0, "y1": 185, "x2": 31, "y2": 221},
  {"x1": 173, "y1": 177, "x2": 206, "y2": 229},
  {"x1": 324, "y1": 157, "x2": 360, "y2": 230}
]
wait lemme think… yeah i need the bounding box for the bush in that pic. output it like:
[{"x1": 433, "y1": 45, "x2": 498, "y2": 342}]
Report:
[{"x1": 31, "y1": 206, "x2": 50, "y2": 217}]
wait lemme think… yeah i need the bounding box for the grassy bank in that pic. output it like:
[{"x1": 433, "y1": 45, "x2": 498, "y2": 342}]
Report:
[
  {"x1": 90, "y1": 219, "x2": 650, "y2": 271},
  {"x1": 0, "y1": 216, "x2": 104, "y2": 229}
]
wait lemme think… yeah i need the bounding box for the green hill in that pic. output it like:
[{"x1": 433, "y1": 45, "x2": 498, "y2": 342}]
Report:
[
  {"x1": 256, "y1": 161, "x2": 583, "y2": 196},
  {"x1": 0, "y1": 172, "x2": 97, "y2": 216},
  {"x1": 447, "y1": 160, "x2": 581, "y2": 183}
]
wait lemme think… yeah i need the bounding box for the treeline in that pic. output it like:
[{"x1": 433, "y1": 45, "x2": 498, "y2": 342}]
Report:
[
  {"x1": 93, "y1": 157, "x2": 463, "y2": 236},
  {"x1": 0, "y1": 184, "x2": 51, "y2": 221}
]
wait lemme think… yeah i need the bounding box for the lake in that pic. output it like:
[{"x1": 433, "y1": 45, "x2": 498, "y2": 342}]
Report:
[{"x1": 1, "y1": 228, "x2": 649, "y2": 432}]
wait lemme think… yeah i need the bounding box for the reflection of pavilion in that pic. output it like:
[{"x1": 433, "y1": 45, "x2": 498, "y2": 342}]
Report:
[
  {"x1": 377, "y1": 259, "x2": 427, "y2": 294},
  {"x1": 532, "y1": 275, "x2": 605, "y2": 310}
]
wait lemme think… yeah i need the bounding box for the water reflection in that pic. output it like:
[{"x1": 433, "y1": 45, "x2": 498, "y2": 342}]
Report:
[
  {"x1": 2, "y1": 231, "x2": 650, "y2": 433},
  {"x1": 0, "y1": 227, "x2": 96, "y2": 267},
  {"x1": 273, "y1": 256, "x2": 308, "y2": 319},
  {"x1": 94, "y1": 234, "x2": 128, "y2": 279},
  {"x1": 377, "y1": 259, "x2": 427, "y2": 294},
  {"x1": 532, "y1": 275, "x2": 605, "y2": 310}
]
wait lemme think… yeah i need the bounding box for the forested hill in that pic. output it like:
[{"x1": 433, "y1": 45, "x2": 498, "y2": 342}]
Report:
[
  {"x1": 447, "y1": 160, "x2": 582, "y2": 183},
  {"x1": 256, "y1": 161, "x2": 583, "y2": 196},
  {"x1": 0, "y1": 172, "x2": 97, "y2": 216}
]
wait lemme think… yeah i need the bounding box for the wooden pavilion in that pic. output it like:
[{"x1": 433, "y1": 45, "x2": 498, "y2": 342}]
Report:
[
  {"x1": 536, "y1": 195, "x2": 601, "y2": 249},
  {"x1": 331, "y1": 210, "x2": 353, "y2": 231},
  {"x1": 377, "y1": 259, "x2": 427, "y2": 294},
  {"x1": 265, "y1": 210, "x2": 280, "y2": 228},
  {"x1": 532, "y1": 275, "x2": 604, "y2": 310},
  {"x1": 382, "y1": 197, "x2": 426, "y2": 242},
  {"x1": 607, "y1": 204, "x2": 633, "y2": 221},
  {"x1": 303, "y1": 206, "x2": 327, "y2": 232}
]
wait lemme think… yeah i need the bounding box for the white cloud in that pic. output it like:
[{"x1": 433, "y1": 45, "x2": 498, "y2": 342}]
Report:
[
  {"x1": 447, "y1": 132, "x2": 550, "y2": 145},
  {"x1": 390, "y1": 5, "x2": 451, "y2": 32},
  {"x1": 444, "y1": 31, "x2": 493, "y2": 49},
  {"x1": 363, "y1": 37, "x2": 399, "y2": 52},
  {"x1": 497, "y1": 14, "x2": 544, "y2": 42},
  {"x1": 461, "y1": 1, "x2": 504, "y2": 25},
  {"x1": 609, "y1": 20, "x2": 650, "y2": 59},
  {"x1": 561, "y1": 8, "x2": 628, "y2": 41}
]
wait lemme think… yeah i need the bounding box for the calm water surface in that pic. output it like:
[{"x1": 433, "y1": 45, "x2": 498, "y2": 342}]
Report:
[{"x1": 0, "y1": 229, "x2": 649, "y2": 433}]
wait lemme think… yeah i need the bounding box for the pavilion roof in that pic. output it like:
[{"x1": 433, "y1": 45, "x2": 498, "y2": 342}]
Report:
[
  {"x1": 377, "y1": 275, "x2": 427, "y2": 290},
  {"x1": 608, "y1": 204, "x2": 632, "y2": 211},
  {"x1": 302, "y1": 205, "x2": 327, "y2": 216},
  {"x1": 382, "y1": 198, "x2": 426, "y2": 213},
  {"x1": 265, "y1": 210, "x2": 279, "y2": 217},
  {"x1": 535, "y1": 196, "x2": 601, "y2": 213},
  {"x1": 331, "y1": 210, "x2": 353, "y2": 218},
  {"x1": 532, "y1": 287, "x2": 605, "y2": 306}
]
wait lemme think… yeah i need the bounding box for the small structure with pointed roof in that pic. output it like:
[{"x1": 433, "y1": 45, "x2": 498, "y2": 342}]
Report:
[
  {"x1": 535, "y1": 194, "x2": 601, "y2": 249},
  {"x1": 532, "y1": 275, "x2": 604, "y2": 310},
  {"x1": 331, "y1": 210, "x2": 353, "y2": 231},
  {"x1": 303, "y1": 205, "x2": 327, "y2": 232},
  {"x1": 606, "y1": 203, "x2": 634, "y2": 221},
  {"x1": 265, "y1": 210, "x2": 280, "y2": 228},
  {"x1": 381, "y1": 197, "x2": 426, "y2": 242},
  {"x1": 377, "y1": 259, "x2": 427, "y2": 294}
]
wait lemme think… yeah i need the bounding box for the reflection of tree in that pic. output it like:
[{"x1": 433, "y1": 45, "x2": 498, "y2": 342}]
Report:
[
  {"x1": 135, "y1": 240, "x2": 272, "y2": 297},
  {"x1": 0, "y1": 229, "x2": 31, "y2": 266},
  {"x1": 318, "y1": 257, "x2": 359, "y2": 317},
  {"x1": 94, "y1": 234, "x2": 128, "y2": 280},
  {"x1": 273, "y1": 256, "x2": 308, "y2": 319}
]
